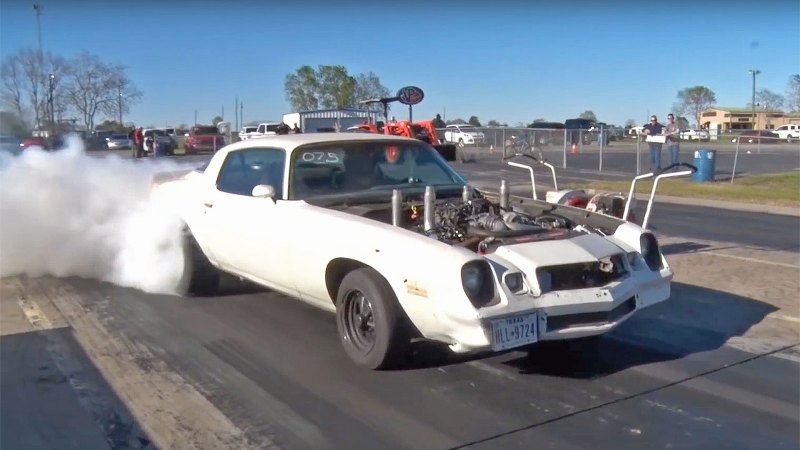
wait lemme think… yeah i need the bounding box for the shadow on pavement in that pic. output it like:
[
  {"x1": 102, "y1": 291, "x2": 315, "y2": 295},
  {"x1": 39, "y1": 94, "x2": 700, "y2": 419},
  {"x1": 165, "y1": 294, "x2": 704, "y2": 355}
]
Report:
[{"x1": 1, "y1": 327, "x2": 154, "y2": 450}]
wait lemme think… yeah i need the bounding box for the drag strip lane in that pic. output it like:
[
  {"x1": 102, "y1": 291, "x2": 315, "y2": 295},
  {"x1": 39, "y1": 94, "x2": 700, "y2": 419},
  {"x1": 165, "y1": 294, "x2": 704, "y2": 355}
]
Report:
[{"x1": 22, "y1": 272, "x2": 798, "y2": 450}]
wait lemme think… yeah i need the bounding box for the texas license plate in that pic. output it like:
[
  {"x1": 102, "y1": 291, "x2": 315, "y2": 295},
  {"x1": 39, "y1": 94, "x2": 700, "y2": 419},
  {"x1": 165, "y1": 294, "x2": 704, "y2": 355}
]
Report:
[{"x1": 491, "y1": 312, "x2": 538, "y2": 351}]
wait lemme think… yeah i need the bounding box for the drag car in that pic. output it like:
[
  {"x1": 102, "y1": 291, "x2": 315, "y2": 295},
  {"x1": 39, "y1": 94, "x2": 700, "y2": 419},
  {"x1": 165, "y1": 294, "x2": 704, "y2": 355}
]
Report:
[{"x1": 151, "y1": 134, "x2": 673, "y2": 369}]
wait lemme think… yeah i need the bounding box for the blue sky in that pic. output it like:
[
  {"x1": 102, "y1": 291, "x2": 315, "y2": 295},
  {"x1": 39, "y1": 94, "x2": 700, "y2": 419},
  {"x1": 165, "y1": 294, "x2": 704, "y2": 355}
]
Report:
[{"x1": 1, "y1": 0, "x2": 798, "y2": 129}]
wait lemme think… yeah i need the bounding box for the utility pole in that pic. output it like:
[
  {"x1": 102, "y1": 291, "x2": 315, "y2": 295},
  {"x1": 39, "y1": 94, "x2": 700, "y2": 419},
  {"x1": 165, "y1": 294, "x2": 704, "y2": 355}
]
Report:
[
  {"x1": 194, "y1": 109, "x2": 197, "y2": 125},
  {"x1": 234, "y1": 96, "x2": 238, "y2": 131},
  {"x1": 221, "y1": 105, "x2": 224, "y2": 120},
  {"x1": 118, "y1": 84, "x2": 123, "y2": 126},
  {"x1": 48, "y1": 73, "x2": 55, "y2": 136},
  {"x1": 34, "y1": 4, "x2": 44, "y2": 130},
  {"x1": 240, "y1": 102, "x2": 244, "y2": 127},
  {"x1": 749, "y1": 69, "x2": 760, "y2": 129}
]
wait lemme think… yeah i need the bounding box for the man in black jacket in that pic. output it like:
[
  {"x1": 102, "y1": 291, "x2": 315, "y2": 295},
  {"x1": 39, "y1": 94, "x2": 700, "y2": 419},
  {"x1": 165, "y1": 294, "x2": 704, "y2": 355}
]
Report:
[{"x1": 643, "y1": 115, "x2": 665, "y2": 172}]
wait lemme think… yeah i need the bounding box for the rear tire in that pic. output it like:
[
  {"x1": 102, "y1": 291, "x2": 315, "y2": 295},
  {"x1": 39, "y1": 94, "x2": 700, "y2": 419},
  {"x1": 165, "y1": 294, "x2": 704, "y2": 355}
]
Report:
[
  {"x1": 176, "y1": 232, "x2": 220, "y2": 296},
  {"x1": 335, "y1": 267, "x2": 409, "y2": 370}
]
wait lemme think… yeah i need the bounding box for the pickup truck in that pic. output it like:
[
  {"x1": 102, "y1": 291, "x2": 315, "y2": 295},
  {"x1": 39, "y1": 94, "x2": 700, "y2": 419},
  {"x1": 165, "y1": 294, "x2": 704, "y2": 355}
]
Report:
[
  {"x1": 775, "y1": 124, "x2": 800, "y2": 142},
  {"x1": 246, "y1": 122, "x2": 283, "y2": 139},
  {"x1": 238, "y1": 125, "x2": 259, "y2": 141},
  {"x1": 184, "y1": 125, "x2": 226, "y2": 154},
  {"x1": 443, "y1": 124, "x2": 485, "y2": 147}
]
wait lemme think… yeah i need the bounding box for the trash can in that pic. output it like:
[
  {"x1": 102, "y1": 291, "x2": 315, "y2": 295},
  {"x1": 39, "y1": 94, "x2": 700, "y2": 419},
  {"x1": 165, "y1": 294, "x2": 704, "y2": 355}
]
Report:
[{"x1": 692, "y1": 149, "x2": 716, "y2": 182}]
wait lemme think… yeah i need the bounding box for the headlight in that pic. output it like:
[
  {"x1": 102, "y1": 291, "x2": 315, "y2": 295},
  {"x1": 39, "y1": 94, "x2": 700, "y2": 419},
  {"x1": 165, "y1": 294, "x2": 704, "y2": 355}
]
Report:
[
  {"x1": 639, "y1": 232, "x2": 664, "y2": 271},
  {"x1": 502, "y1": 271, "x2": 526, "y2": 294},
  {"x1": 461, "y1": 261, "x2": 494, "y2": 308}
]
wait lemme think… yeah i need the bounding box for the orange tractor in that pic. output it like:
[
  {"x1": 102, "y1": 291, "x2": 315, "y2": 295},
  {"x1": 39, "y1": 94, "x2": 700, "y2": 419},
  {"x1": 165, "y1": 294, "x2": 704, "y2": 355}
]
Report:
[{"x1": 358, "y1": 119, "x2": 458, "y2": 161}]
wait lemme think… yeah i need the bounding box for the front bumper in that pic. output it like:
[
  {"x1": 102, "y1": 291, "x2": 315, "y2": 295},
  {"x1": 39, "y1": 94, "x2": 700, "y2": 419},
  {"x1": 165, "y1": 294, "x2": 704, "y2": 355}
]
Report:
[{"x1": 434, "y1": 271, "x2": 671, "y2": 354}]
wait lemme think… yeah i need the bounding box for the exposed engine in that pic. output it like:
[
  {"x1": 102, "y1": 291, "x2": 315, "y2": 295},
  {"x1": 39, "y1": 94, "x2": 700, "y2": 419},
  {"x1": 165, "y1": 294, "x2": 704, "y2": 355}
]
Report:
[{"x1": 405, "y1": 197, "x2": 576, "y2": 254}]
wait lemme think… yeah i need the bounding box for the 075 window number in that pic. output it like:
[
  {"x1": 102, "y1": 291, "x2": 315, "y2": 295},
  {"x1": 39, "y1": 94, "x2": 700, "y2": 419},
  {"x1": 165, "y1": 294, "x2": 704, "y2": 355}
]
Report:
[{"x1": 301, "y1": 152, "x2": 340, "y2": 164}]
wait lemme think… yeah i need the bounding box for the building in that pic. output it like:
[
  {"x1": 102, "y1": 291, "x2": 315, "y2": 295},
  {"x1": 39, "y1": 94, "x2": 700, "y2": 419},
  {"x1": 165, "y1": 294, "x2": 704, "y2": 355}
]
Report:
[
  {"x1": 282, "y1": 108, "x2": 383, "y2": 133},
  {"x1": 700, "y1": 107, "x2": 800, "y2": 133}
]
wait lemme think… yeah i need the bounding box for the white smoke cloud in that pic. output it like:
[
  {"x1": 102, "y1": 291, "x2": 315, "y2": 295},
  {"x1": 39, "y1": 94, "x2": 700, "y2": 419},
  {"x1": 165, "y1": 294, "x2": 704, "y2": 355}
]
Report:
[{"x1": 0, "y1": 136, "x2": 194, "y2": 294}]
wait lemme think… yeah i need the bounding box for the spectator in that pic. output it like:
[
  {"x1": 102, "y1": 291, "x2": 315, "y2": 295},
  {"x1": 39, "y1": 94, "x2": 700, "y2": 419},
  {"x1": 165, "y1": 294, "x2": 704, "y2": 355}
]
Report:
[
  {"x1": 642, "y1": 115, "x2": 665, "y2": 172},
  {"x1": 292, "y1": 123, "x2": 301, "y2": 134},
  {"x1": 432, "y1": 114, "x2": 446, "y2": 129},
  {"x1": 276, "y1": 123, "x2": 290, "y2": 135},
  {"x1": 664, "y1": 113, "x2": 681, "y2": 167},
  {"x1": 133, "y1": 127, "x2": 144, "y2": 158}
]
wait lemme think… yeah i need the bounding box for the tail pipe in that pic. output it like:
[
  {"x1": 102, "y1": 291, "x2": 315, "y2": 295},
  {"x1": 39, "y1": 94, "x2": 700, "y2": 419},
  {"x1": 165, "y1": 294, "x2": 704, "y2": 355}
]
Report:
[
  {"x1": 392, "y1": 189, "x2": 402, "y2": 227},
  {"x1": 424, "y1": 186, "x2": 436, "y2": 231},
  {"x1": 499, "y1": 179, "x2": 509, "y2": 210}
]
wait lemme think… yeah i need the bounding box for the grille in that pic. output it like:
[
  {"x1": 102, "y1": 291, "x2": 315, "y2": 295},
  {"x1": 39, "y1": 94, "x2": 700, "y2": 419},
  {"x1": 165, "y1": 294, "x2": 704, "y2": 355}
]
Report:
[
  {"x1": 538, "y1": 254, "x2": 628, "y2": 292},
  {"x1": 546, "y1": 296, "x2": 636, "y2": 332}
]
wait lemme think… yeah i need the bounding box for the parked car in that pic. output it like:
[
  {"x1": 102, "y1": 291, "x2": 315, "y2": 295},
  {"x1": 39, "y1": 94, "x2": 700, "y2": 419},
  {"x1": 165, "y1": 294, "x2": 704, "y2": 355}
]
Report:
[
  {"x1": 184, "y1": 125, "x2": 225, "y2": 154},
  {"x1": 443, "y1": 124, "x2": 486, "y2": 147},
  {"x1": 143, "y1": 129, "x2": 177, "y2": 155},
  {"x1": 19, "y1": 136, "x2": 49, "y2": 150},
  {"x1": 106, "y1": 134, "x2": 132, "y2": 150},
  {"x1": 774, "y1": 124, "x2": 800, "y2": 142},
  {"x1": 564, "y1": 118, "x2": 597, "y2": 145},
  {"x1": 679, "y1": 129, "x2": 710, "y2": 141},
  {"x1": 731, "y1": 130, "x2": 780, "y2": 144},
  {"x1": 0, "y1": 135, "x2": 22, "y2": 156},
  {"x1": 151, "y1": 133, "x2": 675, "y2": 370}
]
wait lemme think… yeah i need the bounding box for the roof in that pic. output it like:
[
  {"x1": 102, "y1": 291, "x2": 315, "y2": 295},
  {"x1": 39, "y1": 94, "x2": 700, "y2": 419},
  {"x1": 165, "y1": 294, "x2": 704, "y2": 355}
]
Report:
[
  {"x1": 707, "y1": 106, "x2": 785, "y2": 113},
  {"x1": 220, "y1": 132, "x2": 420, "y2": 157},
  {"x1": 284, "y1": 109, "x2": 382, "y2": 119}
]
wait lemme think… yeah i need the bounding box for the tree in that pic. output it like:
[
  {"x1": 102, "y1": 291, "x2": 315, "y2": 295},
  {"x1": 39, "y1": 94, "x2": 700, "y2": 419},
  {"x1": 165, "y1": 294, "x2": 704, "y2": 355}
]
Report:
[
  {"x1": 787, "y1": 75, "x2": 800, "y2": 112},
  {"x1": 353, "y1": 72, "x2": 391, "y2": 112},
  {"x1": 676, "y1": 116, "x2": 690, "y2": 130},
  {"x1": 100, "y1": 72, "x2": 141, "y2": 125},
  {"x1": 487, "y1": 119, "x2": 501, "y2": 127},
  {"x1": 674, "y1": 86, "x2": 716, "y2": 130},
  {"x1": 468, "y1": 116, "x2": 481, "y2": 127},
  {"x1": 317, "y1": 65, "x2": 355, "y2": 109},
  {"x1": 748, "y1": 89, "x2": 785, "y2": 111},
  {"x1": 624, "y1": 119, "x2": 636, "y2": 128},
  {"x1": 284, "y1": 65, "x2": 319, "y2": 111},
  {"x1": 578, "y1": 110, "x2": 597, "y2": 121},
  {"x1": 212, "y1": 116, "x2": 223, "y2": 125},
  {"x1": 0, "y1": 110, "x2": 29, "y2": 136},
  {"x1": 446, "y1": 118, "x2": 467, "y2": 125},
  {"x1": 532, "y1": 118, "x2": 547, "y2": 123},
  {"x1": 284, "y1": 65, "x2": 390, "y2": 111}
]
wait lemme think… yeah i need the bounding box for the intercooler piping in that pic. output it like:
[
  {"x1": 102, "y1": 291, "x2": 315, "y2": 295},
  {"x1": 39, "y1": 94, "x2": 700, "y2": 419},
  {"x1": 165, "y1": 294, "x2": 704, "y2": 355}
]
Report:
[
  {"x1": 424, "y1": 186, "x2": 436, "y2": 231},
  {"x1": 392, "y1": 189, "x2": 402, "y2": 227}
]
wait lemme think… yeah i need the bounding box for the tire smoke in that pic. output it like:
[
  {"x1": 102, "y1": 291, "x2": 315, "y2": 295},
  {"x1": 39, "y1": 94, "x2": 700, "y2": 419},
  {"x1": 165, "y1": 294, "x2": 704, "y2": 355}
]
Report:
[{"x1": 0, "y1": 136, "x2": 192, "y2": 294}]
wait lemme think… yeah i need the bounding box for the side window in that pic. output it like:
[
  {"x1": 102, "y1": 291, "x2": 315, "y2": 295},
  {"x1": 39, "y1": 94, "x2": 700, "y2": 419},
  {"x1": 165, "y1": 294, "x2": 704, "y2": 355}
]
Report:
[{"x1": 217, "y1": 148, "x2": 286, "y2": 198}]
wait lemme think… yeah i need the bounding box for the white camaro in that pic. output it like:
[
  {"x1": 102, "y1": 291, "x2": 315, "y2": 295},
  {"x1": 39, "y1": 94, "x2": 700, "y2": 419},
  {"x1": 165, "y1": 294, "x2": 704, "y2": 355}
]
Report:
[{"x1": 152, "y1": 133, "x2": 673, "y2": 369}]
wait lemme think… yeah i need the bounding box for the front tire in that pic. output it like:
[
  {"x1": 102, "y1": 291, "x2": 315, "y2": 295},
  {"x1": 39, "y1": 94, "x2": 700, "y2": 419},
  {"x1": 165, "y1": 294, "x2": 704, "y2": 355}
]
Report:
[{"x1": 335, "y1": 268, "x2": 409, "y2": 370}]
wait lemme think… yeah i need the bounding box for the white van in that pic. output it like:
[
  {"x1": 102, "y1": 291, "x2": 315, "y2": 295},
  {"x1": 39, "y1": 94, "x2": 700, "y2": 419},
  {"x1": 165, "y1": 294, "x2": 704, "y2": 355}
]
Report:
[{"x1": 775, "y1": 124, "x2": 800, "y2": 142}]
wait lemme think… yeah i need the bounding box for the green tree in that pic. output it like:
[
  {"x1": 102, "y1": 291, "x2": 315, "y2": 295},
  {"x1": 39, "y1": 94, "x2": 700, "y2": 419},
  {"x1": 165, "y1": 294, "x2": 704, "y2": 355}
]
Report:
[
  {"x1": 532, "y1": 118, "x2": 547, "y2": 123},
  {"x1": 578, "y1": 110, "x2": 597, "y2": 121},
  {"x1": 624, "y1": 119, "x2": 636, "y2": 128},
  {"x1": 284, "y1": 65, "x2": 319, "y2": 111},
  {"x1": 468, "y1": 115, "x2": 481, "y2": 127},
  {"x1": 284, "y1": 65, "x2": 390, "y2": 111},
  {"x1": 676, "y1": 116, "x2": 690, "y2": 130},
  {"x1": 787, "y1": 75, "x2": 800, "y2": 112},
  {"x1": 446, "y1": 118, "x2": 467, "y2": 125},
  {"x1": 487, "y1": 119, "x2": 501, "y2": 126},
  {"x1": 674, "y1": 86, "x2": 716, "y2": 130}
]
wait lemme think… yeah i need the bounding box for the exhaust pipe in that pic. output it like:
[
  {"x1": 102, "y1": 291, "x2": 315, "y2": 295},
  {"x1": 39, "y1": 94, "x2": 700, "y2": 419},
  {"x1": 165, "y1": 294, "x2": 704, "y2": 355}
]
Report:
[
  {"x1": 462, "y1": 185, "x2": 470, "y2": 202},
  {"x1": 424, "y1": 186, "x2": 436, "y2": 232},
  {"x1": 392, "y1": 189, "x2": 402, "y2": 227},
  {"x1": 499, "y1": 179, "x2": 509, "y2": 210}
]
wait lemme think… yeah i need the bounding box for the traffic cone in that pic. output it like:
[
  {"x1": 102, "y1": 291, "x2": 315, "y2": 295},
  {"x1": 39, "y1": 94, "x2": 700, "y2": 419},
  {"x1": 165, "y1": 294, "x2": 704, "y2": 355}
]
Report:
[
  {"x1": 570, "y1": 143, "x2": 578, "y2": 154},
  {"x1": 489, "y1": 145, "x2": 494, "y2": 154}
]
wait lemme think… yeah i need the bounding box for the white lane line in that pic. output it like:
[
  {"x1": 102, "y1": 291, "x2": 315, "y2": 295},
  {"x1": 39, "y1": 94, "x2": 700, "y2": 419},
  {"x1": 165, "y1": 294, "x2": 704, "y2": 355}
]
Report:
[
  {"x1": 18, "y1": 297, "x2": 54, "y2": 331},
  {"x1": 702, "y1": 251, "x2": 800, "y2": 269},
  {"x1": 466, "y1": 360, "x2": 520, "y2": 382}
]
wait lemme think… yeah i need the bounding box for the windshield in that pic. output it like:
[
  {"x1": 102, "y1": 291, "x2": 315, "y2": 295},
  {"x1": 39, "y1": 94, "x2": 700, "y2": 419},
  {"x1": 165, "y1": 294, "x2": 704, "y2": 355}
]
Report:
[{"x1": 290, "y1": 141, "x2": 466, "y2": 200}]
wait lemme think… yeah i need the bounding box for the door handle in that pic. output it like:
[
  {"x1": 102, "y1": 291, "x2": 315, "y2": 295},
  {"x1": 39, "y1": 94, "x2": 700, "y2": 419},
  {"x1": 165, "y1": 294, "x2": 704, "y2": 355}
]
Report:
[{"x1": 203, "y1": 202, "x2": 213, "y2": 208}]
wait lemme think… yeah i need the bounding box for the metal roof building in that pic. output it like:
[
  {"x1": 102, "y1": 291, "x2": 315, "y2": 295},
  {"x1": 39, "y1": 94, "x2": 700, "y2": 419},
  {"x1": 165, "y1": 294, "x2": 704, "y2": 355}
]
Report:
[{"x1": 282, "y1": 108, "x2": 382, "y2": 133}]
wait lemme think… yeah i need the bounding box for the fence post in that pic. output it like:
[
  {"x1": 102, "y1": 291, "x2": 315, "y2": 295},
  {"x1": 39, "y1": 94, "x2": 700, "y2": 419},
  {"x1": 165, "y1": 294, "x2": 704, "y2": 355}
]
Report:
[
  {"x1": 501, "y1": 128, "x2": 506, "y2": 161},
  {"x1": 636, "y1": 134, "x2": 641, "y2": 175},
  {"x1": 598, "y1": 124, "x2": 604, "y2": 172},
  {"x1": 562, "y1": 128, "x2": 567, "y2": 168},
  {"x1": 731, "y1": 136, "x2": 741, "y2": 184}
]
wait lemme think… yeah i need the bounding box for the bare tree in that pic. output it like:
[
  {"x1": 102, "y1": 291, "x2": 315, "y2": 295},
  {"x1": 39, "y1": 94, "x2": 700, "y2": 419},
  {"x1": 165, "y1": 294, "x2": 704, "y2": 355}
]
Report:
[
  {"x1": 100, "y1": 67, "x2": 142, "y2": 125},
  {"x1": 1, "y1": 49, "x2": 72, "y2": 132},
  {"x1": 354, "y1": 72, "x2": 391, "y2": 111},
  {"x1": 787, "y1": 75, "x2": 800, "y2": 112},
  {"x1": 578, "y1": 110, "x2": 597, "y2": 121},
  {"x1": 0, "y1": 54, "x2": 26, "y2": 118},
  {"x1": 674, "y1": 86, "x2": 716, "y2": 129},
  {"x1": 62, "y1": 51, "x2": 125, "y2": 131}
]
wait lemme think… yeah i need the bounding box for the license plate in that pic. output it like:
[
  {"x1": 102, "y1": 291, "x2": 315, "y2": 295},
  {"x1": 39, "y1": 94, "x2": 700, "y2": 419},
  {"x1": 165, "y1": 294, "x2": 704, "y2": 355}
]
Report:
[{"x1": 491, "y1": 312, "x2": 538, "y2": 351}]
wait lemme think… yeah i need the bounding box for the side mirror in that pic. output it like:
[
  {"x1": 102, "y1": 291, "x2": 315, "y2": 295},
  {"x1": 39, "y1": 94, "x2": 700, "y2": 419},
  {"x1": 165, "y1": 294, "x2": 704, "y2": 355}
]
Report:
[{"x1": 252, "y1": 184, "x2": 276, "y2": 200}]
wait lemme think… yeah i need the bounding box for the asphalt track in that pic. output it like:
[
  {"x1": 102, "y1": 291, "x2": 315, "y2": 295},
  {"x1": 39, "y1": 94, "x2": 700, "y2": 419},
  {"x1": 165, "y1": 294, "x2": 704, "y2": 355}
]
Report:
[{"x1": 2, "y1": 146, "x2": 798, "y2": 450}]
